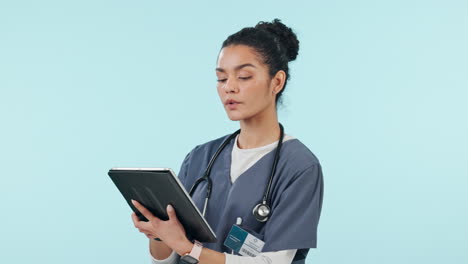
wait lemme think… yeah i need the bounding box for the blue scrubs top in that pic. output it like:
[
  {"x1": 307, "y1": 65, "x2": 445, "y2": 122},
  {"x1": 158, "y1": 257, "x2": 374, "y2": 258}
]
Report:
[{"x1": 178, "y1": 133, "x2": 324, "y2": 264}]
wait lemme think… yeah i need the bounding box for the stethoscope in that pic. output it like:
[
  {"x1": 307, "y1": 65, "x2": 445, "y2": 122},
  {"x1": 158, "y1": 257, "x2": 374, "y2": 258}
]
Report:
[{"x1": 188, "y1": 123, "x2": 284, "y2": 223}]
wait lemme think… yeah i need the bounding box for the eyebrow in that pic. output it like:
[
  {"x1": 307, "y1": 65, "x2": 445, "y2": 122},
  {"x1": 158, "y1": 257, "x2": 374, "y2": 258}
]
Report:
[{"x1": 216, "y1": 63, "x2": 256, "y2": 73}]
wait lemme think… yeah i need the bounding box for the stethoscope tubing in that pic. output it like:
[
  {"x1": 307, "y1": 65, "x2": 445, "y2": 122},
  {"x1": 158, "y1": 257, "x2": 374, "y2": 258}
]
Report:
[{"x1": 189, "y1": 124, "x2": 284, "y2": 221}]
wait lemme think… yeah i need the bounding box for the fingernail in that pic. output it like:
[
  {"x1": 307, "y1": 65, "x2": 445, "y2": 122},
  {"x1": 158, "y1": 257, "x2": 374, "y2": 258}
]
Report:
[
  {"x1": 167, "y1": 204, "x2": 173, "y2": 211},
  {"x1": 131, "y1": 199, "x2": 135, "y2": 204}
]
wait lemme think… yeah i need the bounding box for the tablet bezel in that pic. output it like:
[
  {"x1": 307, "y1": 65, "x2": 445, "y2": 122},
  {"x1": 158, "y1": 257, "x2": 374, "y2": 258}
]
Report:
[{"x1": 109, "y1": 167, "x2": 217, "y2": 242}]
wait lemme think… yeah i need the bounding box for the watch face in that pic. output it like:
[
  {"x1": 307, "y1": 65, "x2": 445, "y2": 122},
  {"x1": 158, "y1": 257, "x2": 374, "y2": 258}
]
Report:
[{"x1": 180, "y1": 255, "x2": 198, "y2": 264}]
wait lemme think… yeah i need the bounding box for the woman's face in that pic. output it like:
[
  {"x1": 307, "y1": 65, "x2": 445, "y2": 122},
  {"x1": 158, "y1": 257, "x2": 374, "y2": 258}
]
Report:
[{"x1": 216, "y1": 44, "x2": 282, "y2": 121}]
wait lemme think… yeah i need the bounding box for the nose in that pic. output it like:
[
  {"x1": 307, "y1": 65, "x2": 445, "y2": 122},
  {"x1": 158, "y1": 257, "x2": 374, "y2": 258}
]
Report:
[{"x1": 223, "y1": 78, "x2": 238, "y2": 93}]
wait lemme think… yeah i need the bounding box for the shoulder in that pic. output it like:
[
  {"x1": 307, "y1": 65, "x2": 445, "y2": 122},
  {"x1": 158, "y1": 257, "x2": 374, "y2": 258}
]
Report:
[
  {"x1": 178, "y1": 133, "x2": 232, "y2": 185},
  {"x1": 181, "y1": 133, "x2": 232, "y2": 165},
  {"x1": 268, "y1": 138, "x2": 324, "y2": 212},
  {"x1": 188, "y1": 134, "x2": 231, "y2": 156},
  {"x1": 281, "y1": 137, "x2": 321, "y2": 172}
]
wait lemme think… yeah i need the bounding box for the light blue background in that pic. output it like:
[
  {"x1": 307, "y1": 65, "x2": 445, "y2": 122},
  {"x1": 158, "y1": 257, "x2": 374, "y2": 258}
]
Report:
[{"x1": 1, "y1": 1, "x2": 467, "y2": 263}]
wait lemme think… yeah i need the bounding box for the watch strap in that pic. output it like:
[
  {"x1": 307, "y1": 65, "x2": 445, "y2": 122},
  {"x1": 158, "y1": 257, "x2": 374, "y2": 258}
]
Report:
[{"x1": 189, "y1": 240, "x2": 203, "y2": 260}]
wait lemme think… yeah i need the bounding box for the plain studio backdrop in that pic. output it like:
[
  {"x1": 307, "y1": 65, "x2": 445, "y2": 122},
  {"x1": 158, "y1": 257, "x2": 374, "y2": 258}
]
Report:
[{"x1": 0, "y1": 1, "x2": 467, "y2": 263}]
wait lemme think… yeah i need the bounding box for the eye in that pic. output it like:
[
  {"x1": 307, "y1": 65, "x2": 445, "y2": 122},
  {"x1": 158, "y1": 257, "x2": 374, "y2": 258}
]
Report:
[
  {"x1": 239, "y1": 76, "x2": 252, "y2": 80},
  {"x1": 217, "y1": 79, "x2": 227, "y2": 83}
]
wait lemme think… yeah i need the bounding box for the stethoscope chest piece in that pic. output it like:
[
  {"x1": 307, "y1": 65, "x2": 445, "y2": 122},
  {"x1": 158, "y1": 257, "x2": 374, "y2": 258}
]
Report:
[{"x1": 253, "y1": 203, "x2": 271, "y2": 222}]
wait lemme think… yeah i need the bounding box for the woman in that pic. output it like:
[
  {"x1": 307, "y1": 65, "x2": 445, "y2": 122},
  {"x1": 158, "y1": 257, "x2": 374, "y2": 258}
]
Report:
[{"x1": 131, "y1": 18, "x2": 324, "y2": 264}]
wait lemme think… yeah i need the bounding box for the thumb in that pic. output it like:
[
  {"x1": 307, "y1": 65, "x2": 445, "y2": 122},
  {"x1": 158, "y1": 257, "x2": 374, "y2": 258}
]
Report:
[{"x1": 166, "y1": 204, "x2": 177, "y2": 220}]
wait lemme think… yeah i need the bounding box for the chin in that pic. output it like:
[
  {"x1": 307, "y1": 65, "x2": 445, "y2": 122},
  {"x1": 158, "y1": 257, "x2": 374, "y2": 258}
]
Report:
[
  {"x1": 225, "y1": 111, "x2": 244, "y2": 121},
  {"x1": 226, "y1": 111, "x2": 256, "y2": 122},
  {"x1": 227, "y1": 115, "x2": 242, "y2": 121}
]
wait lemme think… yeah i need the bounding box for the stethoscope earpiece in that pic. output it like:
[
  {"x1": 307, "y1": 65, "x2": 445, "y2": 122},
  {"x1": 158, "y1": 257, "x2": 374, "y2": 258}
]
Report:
[{"x1": 253, "y1": 203, "x2": 270, "y2": 222}]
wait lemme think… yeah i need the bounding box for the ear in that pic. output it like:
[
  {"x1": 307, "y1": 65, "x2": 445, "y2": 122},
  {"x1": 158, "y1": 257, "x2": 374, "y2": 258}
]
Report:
[{"x1": 270, "y1": 70, "x2": 286, "y2": 95}]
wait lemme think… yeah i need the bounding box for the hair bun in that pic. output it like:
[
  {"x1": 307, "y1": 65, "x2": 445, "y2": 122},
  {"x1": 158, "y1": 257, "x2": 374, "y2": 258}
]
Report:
[{"x1": 255, "y1": 18, "x2": 299, "y2": 61}]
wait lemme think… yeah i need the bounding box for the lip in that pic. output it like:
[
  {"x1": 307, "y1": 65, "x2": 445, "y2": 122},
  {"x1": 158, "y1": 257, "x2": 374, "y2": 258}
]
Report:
[
  {"x1": 225, "y1": 99, "x2": 241, "y2": 105},
  {"x1": 225, "y1": 99, "x2": 241, "y2": 110}
]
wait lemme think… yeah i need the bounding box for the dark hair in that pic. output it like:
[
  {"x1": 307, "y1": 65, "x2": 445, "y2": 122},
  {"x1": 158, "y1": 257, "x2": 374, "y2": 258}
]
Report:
[{"x1": 220, "y1": 18, "x2": 300, "y2": 106}]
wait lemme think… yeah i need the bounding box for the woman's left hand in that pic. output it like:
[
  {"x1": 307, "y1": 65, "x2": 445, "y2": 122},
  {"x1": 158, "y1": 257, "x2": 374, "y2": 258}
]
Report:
[{"x1": 131, "y1": 199, "x2": 193, "y2": 255}]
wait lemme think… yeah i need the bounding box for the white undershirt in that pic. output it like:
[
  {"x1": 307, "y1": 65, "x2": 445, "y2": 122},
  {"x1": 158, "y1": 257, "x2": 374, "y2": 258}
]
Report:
[
  {"x1": 150, "y1": 134, "x2": 297, "y2": 264},
  {"x1": 230, "y1": 133, "x2": 294, "y2": 183}
]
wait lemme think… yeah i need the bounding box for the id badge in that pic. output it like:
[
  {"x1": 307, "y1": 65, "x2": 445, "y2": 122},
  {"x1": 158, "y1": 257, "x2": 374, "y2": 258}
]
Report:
[{"x1": 223, "y1": 225, "x2": 265, "y2": 257}]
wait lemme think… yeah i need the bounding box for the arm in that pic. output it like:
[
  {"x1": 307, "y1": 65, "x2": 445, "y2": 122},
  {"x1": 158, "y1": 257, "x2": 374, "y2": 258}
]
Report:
[
  {"x1": 131, "y1": 213, "x2": 179, "y2": 263},
  {"x1": 224, "y1": 249, "x2": 297, "y2": 264},
  {"x1": 180, "y1": 248, "x2": 297, "y2": 264},
  {"x1": 133, "y1": 201, "x2": 298, "y2": 264},
  {"x1": 149, "y1": 239, "x2": 178, "y2": 263},
  {"x1": 134, "y1": 203, "x2": 299, "y2": 264},
  {"x1": 148, "y1": 244, "x2": 296, "y2": 264},
  {"x1": 131, "y1": 200, "x2": 227, "y2": 264},
  {"x1": 152, "y1": 238, "x2": 228, "y2": 264}
]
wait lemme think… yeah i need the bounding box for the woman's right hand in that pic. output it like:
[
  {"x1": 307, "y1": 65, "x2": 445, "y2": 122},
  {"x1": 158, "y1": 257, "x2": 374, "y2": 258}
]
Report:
[
  {"x1": 130, "y1": 200, "x2": 193, "y2": 256},
  {"x1": 131, "y1": 212, "x2": 157, "y2": 239}
]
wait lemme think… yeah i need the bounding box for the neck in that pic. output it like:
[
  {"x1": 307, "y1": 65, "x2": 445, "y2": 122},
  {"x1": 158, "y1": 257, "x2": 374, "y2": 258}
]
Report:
[{"x1": 237, "y1": 107, "x2": 281, "y2": 149}]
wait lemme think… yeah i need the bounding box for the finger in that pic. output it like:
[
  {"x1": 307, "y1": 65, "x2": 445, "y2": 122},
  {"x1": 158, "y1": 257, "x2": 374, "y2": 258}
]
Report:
[
  {"x1": 138, "y1": 220, "x2": 156, "y2": 232},
  {"x1": 166, "y1": 204, "x2": 177, "y2": 221},
  {"x1": 132, "y1": 212, "x2": 155, "y2": 232},
  {"x1": 138, "y1": 227, "x2": 152, "y2": 234},
  {"x1": 131, "y1": 199, "x2": 155, "y2": 221},
  {"x1": 131, "y1": 212, "x2": 140, "y2": 227},
  {"x1": 131, "y1": 211, "x2": 153, "y2": 225},
  {"x1": 166, "y1": 204, "x2": 186, "y2": 234}
]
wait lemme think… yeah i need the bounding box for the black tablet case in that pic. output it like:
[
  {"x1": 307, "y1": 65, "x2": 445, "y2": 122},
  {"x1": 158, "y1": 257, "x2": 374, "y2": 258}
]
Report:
[{"x1": 108, "y1": 168, "x2": 217, "y2": 243}]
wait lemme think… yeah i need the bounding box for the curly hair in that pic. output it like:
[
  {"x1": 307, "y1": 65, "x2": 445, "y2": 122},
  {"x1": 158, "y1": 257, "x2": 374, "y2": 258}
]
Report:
[{"x1": 220, "y1": 18, "x2": 300, "y2": 105}]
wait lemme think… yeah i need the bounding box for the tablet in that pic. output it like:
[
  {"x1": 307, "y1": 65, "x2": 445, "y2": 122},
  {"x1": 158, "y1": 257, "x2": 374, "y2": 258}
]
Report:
[{"x1": 108, "y1": 167, "x2": 217, "y2": 243}]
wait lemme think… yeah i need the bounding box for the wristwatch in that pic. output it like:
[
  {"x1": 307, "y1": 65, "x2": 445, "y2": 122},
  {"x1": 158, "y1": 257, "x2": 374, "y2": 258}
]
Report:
[{"x1": 179, "y1": 240, "x2": 202, "y2": 264}]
